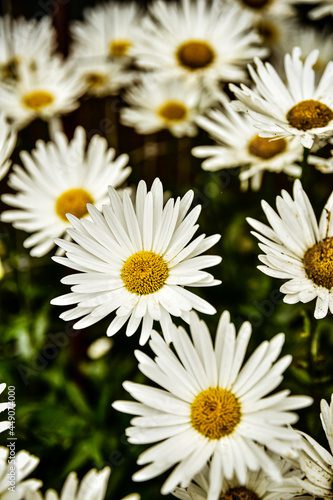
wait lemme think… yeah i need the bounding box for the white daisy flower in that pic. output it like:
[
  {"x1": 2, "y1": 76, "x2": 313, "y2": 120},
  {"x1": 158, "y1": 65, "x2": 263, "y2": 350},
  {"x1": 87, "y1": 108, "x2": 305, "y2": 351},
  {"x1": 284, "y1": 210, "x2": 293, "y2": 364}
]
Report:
[
  {"x1": 51, "y1": 178, "x2": 221, "y2": 345},
  {"x1": 132, "y1": 0, "x2": 266, "y2": 91},
  {"x1": 225, "y1": 0, "x2": 297, "y2": 18},
  {"x1": 112, "y1": 311, "x2": 312, "y2": 498},
  {"x1": 293, "y1": 0, "x2": 333, "y2": 19},
  {"x1": 121, "y1": 75, "x2": 215, "y2": 138},
  {"x1": 294, "y1": 395, "x2": 333, "y2": 498},
  {"x1": 0, "y1": 15, "x2": 57, "y2": 81},
  {"x1": 1, "y1": 126, "x2": 131, "y2": 257},
  {"x1": 230, "y1": 47, "x2": 333, "y2": 149},
  {"x1": 247, "y1": 179, "x2": 333, "y2": 319},
  {"x1": 0, "y1": 112, "x2": 16, "y2": 181},
  {"x1": 0, "y1": 384, "x2": 10, "y2": 434},
  {"x1": 172, "y1": 452, "x2": 305, "y2": 500},
  {"x1": 0, "y1": 56, "x2": 86, "y2": 129},
  {"x1": 0, "y1": 447, "x2": 42, "y2": 500},
  {"x1": 27, "y1": 467, "x2": 139, "y2": 500},
  {"x1": 70, "y1": 1, "x2": 143, "y2": 64},
  {"x1": 192, "y1": 92, "x2": 303, "y2": 191}
]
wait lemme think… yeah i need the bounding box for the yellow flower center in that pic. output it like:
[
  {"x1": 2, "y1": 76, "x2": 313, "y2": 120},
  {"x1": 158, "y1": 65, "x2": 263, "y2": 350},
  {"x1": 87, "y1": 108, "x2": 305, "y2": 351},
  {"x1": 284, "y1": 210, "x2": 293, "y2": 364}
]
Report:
[
  {"x1": 286, "y1": 99, "x2": 333, "y2": 131},
  {"x1": 121, "y1": 251, "x2": 169, "y2": 295},
  {"x1": 242, "y1": 0, "x2": 270, "y2": 8},
  {"x1": 177, "y1": 40, "x2": 215, "y2": 70},
  {"x1": 109, "y1": 39, "x2": 132, "y2": 57},
  {"x1": 55, "y1": 188, "x2": 94, "y2": 222},
  {"x1": 220, "y1": 487, "x2": 260, "y2": 500},
  {"x1": 158, "y1": 101, "x2": 188, "y2": 122},
  {"x1": 191, "y1": 387, "x2": 241, "y2": 440},
  {"x1": 22, "y1": 90, "x2": 54, "y2": 111},
  {"x1": 86, "y1": 73, "x2": 106, "y2": 88},
  {"x1": 248, "y1": 134, "x2": 287, "y2": 159},
  {"x1": 303, "y1": 237, "x2": 333, "y2": 289}
]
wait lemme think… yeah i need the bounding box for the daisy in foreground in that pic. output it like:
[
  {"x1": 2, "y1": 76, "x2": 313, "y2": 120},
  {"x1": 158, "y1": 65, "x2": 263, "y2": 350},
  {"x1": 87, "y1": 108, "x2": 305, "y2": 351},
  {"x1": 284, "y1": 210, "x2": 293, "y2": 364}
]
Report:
[
  {"x1": 51, "y1": 178, "x2": 221, "y2": 345},
  {"x1": 0, "y1": 447, "x2": 42, "y2": 500},
  {"x1": 112, "y1": 311, "x2": 312, "y2": 498},
  {"x1": 230, "y1": 47, "x2": 333, "y2": 149},
  {"x1": 192, "y1": 92, "x2": 302, "y2": 191},
  {"x1": 26, "y1": 466, "x2": 140, "y2": 500},
  {"x1": 247, "y1": 179, "x2": 333, "y2": 319},
  {"x1": 0, "y1": 383, "x2": 10, "y2": 434},
  {"x1": 172, "y1": 452, "x2": 305, "y2": 500},
  {"x1": 295, "y1": 394, "x2": 333, "y2": 498},
  {"x1": 1, "y1": 126, "x2": 131, "y2": 257}
]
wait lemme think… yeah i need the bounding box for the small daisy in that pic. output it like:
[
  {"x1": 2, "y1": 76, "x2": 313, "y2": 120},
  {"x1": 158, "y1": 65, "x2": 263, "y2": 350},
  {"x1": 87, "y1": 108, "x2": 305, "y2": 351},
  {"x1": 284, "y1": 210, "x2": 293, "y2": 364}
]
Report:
[
  {"x1": 71, "y1": 58, "x2": 136, "y2": 98},
  {"x1": 0, "y1": 56, "x2": 86, "y2": 129},
  {"x1": 1, "y1": 126, "x2": 131, "y2": 257},
  {"x1": 113, "y1": 311, "x2": 312, "y2": 497},
  {"x1": 0, "y1": 112, "x2": 16, "y2": 181},
  {"x1": 172, "y1": 452, "x2": 305, "y2": 500},
  {"x1": 0, "y1": 384, "x2": 10, "y2": 434},
  {"x1": 0, "y1": 15, "x2": 57, "y2": 81},
  {"x1": 133, "y1": 0, "x2": 266, "y2": 90},
  {"x1": 295, "y1": 395, "x2": 333, "y2": 498},
  {"x1": 70, "y1": 1, "x2": 143, "y2": 64},
  {"x1": 121, "y1": 75, "x2": 215, "y2": 137},
  {"x1": 230, "y1": 47, "x2": 333, "y2": 149},
  {"x1": 192, "y1": 92, "x2": 303, "y2": 191},
  {"x1": 294, "y1": 0, "x2": 333, "y2": 19},
  {"x1": 247, "y1": 179, "x2": 333, "y2": 319},
  {"x1": 0, "y1": 447, "x2": 42, "y2": 500},
  {"x1": 51, "y1": 178, "x2": 221, "y2": 345}
]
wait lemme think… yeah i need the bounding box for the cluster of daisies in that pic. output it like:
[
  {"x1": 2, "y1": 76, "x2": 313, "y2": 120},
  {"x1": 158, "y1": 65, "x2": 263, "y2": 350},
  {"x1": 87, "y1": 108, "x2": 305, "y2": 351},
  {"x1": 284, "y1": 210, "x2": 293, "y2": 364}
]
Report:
[{"x1": 1, "y1": 0, "x2": 333, "y2": 499}]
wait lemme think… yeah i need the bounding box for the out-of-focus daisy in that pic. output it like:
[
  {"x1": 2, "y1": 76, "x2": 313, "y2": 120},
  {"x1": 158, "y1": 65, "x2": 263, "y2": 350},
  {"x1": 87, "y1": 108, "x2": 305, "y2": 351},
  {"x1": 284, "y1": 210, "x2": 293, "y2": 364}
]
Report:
[
  {"x1": 0, "y1": 15, "x2": 57, "y2": 81},
  {"x1": 133, "y1": 0, "x2": 266, "y2": 91},
  {"x1": 0, "y1": 384, "x2": 10, "y2": 434},
  {"x1": 0, "y1": 112, "x2": 16, "y2": 181},
  {"x1": 0, "y1": 447, "x2": 42, "y2": 500},
  {"x1": 70, "y1": 2, "x2": 142, "y2": 64},
  {"x1": 0, "y1": 57, "x2": 86, "y2": 129},
  {"x1": 26, "y1": 466, "x2": 140, "y2": 500},
  {"x1": 192, "y1": 92, "x2": 303, "y2": 191},
  {"x1": 294, "y1": 0, "x2": 333, "y2": 19},
  {"x1": 230, "y1": 47, "x2": 333, "y2": 149},
  {"x1": 226, "y1": 0, "x2": 297, "y2": 18},
  {"x1": 172, "y1": 452, "x2": 305, "y2": 500},
  {"x1": 51, "y1": 178, "x2": 221, "y2": 345},
  {"x1": 247, "y1": 179, "x2": 333, "y2": 319},
  {"x1": 121, "y1": 75, "x2": 215, "y2": 137},
  {"x1": 72, "y1": 58, "x2": 136, "y2": 98},
  {"x1": 1, "y1": 126, "x2": 131, "y2": 257},
  {"x1": 294, "y1": 395, "x2": 333, "y2": 498},
  {"x1": 309, "y1": 138, "x2": 333, "y2": 173},
  {"x1": 113, "y1": 311, "x2": 312, "y2": 497},
  {"x1": 282, "y1": 27, "x2": 333, "y2": 78},
  {"x1": 87, "y1": 337, "x2": 113, "y2": 360}
]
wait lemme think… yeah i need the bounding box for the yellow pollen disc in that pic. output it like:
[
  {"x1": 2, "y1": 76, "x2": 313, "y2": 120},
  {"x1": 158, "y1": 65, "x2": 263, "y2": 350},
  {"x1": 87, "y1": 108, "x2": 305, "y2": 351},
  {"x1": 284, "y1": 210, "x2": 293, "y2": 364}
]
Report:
[
  {"x1": 177, "y1": 40, "x2": 215, "y2": 70},
  {"x1": 55, "y1": 188, "x2": 94, "y2": 222},
  {"x1": 286, "y1": 99, "x2": 333, "y2": 131},
  {"x1": 303, "y1": 237, "x2": 333, "y2": 289},
  {"x1": 248, "y1": 134, "x2": 286, "y2": 159},
  {"x1": 242, "y1": 0, "x2": 270, "y2": 7},
  {"x1": 121, "y1": 251, "x2": 169, "y2": 295},
  {"x1": 191, "y1": 387, "x2": 241, "y2": 440},
  {"x1": 86, "y1": 73, "x2": 106, "y2": 87},
  {"x1": 221, "y1": 487, "x2": 260, "y2": 500},
  {"x1": 109, "y1": 39, "x2": 132, "y2": 57},
  {"x1": 158, "y1": 101, "x2": 188, "y2": 121},
  {"x1": 22, "y1": 90, "x2": 54, "y2": 111}
]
